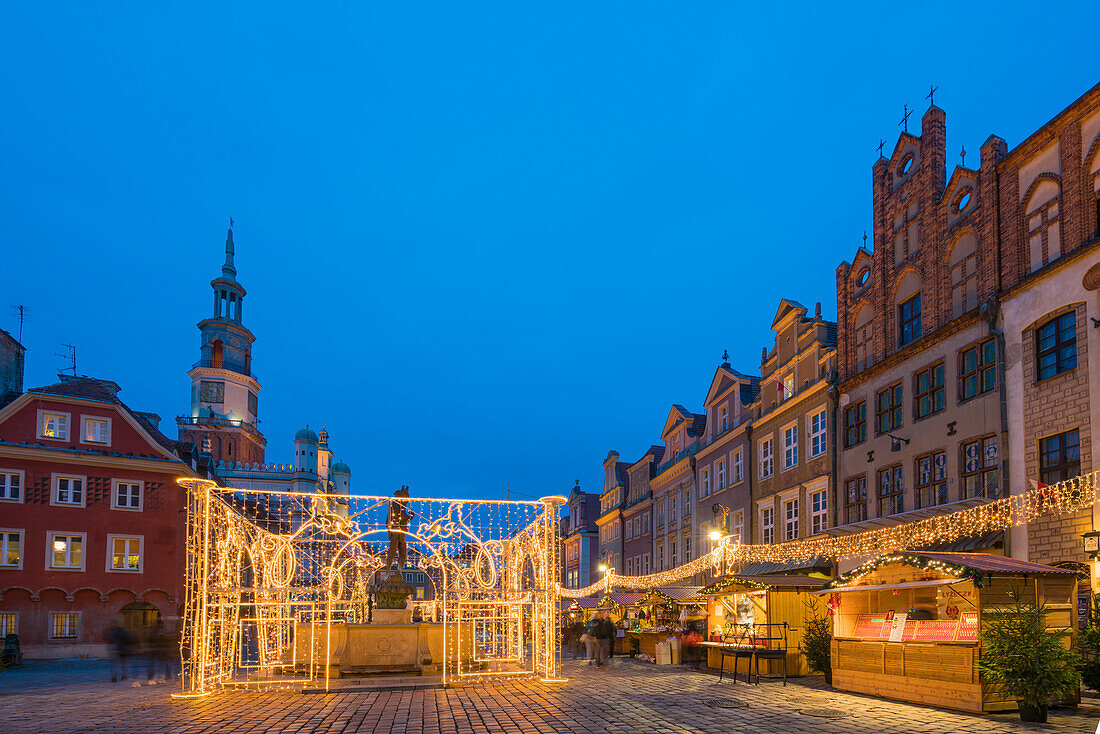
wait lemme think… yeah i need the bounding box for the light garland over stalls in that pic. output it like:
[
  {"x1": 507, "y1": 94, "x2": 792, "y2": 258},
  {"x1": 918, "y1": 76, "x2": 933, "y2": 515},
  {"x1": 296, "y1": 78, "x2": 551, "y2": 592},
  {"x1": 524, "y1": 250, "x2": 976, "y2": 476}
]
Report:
[
  {"x1": 559, "y1": 472, "x2": 1097, "y2": 599},
  {"x1": 822, "y1": 553, "x2": 984, "y2": 589}
]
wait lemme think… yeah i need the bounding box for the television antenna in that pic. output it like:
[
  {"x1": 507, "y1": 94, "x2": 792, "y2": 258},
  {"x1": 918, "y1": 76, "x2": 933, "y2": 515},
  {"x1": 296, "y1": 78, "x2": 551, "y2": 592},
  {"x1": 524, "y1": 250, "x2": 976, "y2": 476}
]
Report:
[{"x1": 55, "y1": 344, "x2": 77, "y2": 376}]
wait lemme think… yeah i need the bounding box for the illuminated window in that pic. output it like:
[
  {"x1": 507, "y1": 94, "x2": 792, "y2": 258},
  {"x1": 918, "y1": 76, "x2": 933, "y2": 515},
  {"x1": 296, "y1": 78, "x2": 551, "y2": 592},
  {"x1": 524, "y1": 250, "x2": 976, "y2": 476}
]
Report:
[
  {"x1": 50, "y1": 534, "x2": 84, "y2": 569},
  {"x1": 40, "y1": 412, "x2": 69, "y2": 440},
  {"x1": 0, "y1": 530, "x2": 22, "y2": 568},
  {"x1": 50, "y1": 612, "x2": 78, "y2": 639},
  {"x1": 82, "y1": 417, "x2": 110, "y2": 444},
  {"x1": 109, "y1": 535, "x2": 142, "y2": 571},
  {"x1": 0, "y1": 612, "x2": 15, "y2": 636}
]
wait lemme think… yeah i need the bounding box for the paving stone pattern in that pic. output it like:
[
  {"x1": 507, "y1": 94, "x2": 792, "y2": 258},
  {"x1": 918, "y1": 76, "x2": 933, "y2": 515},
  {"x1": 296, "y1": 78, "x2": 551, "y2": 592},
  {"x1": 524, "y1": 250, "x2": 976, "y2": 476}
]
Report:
[{"x1": 3, "y1": 658, "x2": 1100, "y2": 733}]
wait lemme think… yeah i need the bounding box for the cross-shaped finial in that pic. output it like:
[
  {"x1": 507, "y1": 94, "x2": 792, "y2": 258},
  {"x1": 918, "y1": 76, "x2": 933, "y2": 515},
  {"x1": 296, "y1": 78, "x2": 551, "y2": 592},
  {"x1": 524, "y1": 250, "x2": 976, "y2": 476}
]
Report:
[
  {"x1": 862, "y1": 231, "x2": 868, "y2": 247},
  {"x1": 960, "y1": 145, "x2": 967, "y2": 167},
  {"x1": 899, "y1": 103, "x2": 912, "y2": 133},
  {"x1": 877, "y1": 139, "x2": 886, "y2": 158},
  {"x1": 926, "y1": 84, "x2": 939, "y2": 108}
]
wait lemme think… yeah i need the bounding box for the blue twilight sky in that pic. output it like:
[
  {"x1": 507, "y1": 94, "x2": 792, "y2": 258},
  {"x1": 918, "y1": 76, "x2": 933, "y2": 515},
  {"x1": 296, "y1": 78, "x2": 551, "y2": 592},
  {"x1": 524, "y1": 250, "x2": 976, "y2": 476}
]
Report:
[{"x1": 2, "y1": 3, "x2": 1098, "y2": 502}]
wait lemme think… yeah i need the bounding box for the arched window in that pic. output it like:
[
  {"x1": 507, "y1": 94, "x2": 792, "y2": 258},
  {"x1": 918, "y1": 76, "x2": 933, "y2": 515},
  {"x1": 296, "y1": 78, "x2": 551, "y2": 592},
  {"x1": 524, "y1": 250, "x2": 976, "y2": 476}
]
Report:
[
  {"x1": 949, "y1": 232, "x2": 978, "y2": 318},
  {"x1": 211, "y1": 339, "x2": 224, "y2": 369},
  {"x1": 1025, "y1": 179, "x2": 1060, "y2": 272},
  {"x1": 895, "y1": 272, "x2": 922, "y2": 347},
  {"x1": 853, "y1": 305, "x2": 873, "y2": 372}
]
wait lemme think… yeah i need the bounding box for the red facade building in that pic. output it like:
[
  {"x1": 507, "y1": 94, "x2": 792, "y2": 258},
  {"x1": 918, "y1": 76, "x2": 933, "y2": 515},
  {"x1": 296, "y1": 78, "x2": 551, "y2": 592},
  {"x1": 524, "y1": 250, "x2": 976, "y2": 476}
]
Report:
[{"x1": 0, "y1": 375, "x2": 215, "y2": 658}]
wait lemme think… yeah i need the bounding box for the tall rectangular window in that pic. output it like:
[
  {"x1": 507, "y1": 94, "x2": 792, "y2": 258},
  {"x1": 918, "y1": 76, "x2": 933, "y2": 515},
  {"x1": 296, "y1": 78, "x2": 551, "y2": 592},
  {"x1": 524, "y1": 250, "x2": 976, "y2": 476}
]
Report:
[
  {"x1": 1040, "y1": 429, "x2": 1080, "y2": 485},
  {"x1": 844, "y1": 401, "x2": 866, "y2": 448},
  {"x1": 670, "y1": 541, "x2": 677, "y2": 567},
  {"x1": 783, "y1": 425, "x2": 798, "y2": 469},
  {"x1": 759, "y1": 438, "x2": 774, "y2": 478},
  {"x1": 701, "y1": 468, "x2": 711, "y2": 497},
  {"x1": 915, "y1": 451, "x2": 948, "y2": 508},
  {"x1": 733, "y1": 450, "x2": 743, "y2": 483},
  {"x1": 656, "y1": 500, "x2": 664, "y2": 528},
  {"x1": 877, "y1": 465, "x2": 904, "y2": 516},
  {"x1": 731, "y1": 512, "x2": 743, "y2": 543},
  {"x1": 0, "y1": 471, "x2": 21, "y2": 502},
  {"x1": 784, "y1": 499, "x2": 799, "y2": 541},
  {"x1": 761, "y1": 507, "x2": 774, "y2": 545},
  {"x1": 808, "y1": 410, "x2": 827, "y2": 458},
  {"x1": 1036, "y1": 312, "x2": 1077, "y2": 381},
  {"x1": 810, "y1": 489, "x2": 828, "y2": 534},
  {"x1": 716, "y1": 459, "x2": 726, "y2": 490},
  {"x1": 898, "y1": 294, "x2": 922, "y2": 346},
  {"x1": 962, "y1": 436, "x2": 1000, "y2": 498},
  {"x1": 719, "y1": 405, "x2": 729, "y2": 432},
  {"x1": 959, "y1": 339, "x2": 996, "y2": 401},
  {"x1": 845, "y1": 476, "x2": 867, "y2": 523},
  {"x1": 669, "y1": 496, "x2": 677, "y2": 523},
  {"x1": 914, "y1": 363, "x2": 945, "y2": 419},
  {"x1": 875, "y1": 383, "x2": 902, "y2": 434},
  {"x1": 0, "y1": 531, "x2": 22, "y2": 568},
  {"x1": 50, "y1": 612, "x2": 78, "y2": 639}
]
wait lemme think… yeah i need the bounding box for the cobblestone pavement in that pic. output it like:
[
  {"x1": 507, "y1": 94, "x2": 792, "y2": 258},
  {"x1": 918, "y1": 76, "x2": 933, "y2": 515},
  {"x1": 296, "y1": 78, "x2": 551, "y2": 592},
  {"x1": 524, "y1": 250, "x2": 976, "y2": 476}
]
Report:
[{"x1": 4, "y1": 657, "x2": 1100, "y2": 733}]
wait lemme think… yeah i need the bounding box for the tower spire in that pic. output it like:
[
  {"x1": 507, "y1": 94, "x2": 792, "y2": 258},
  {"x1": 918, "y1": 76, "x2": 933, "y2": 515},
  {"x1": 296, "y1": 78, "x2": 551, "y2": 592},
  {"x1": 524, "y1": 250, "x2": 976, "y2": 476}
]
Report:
[{"x1": 222, "y1": 224, "x2": 237, "y2": 281}]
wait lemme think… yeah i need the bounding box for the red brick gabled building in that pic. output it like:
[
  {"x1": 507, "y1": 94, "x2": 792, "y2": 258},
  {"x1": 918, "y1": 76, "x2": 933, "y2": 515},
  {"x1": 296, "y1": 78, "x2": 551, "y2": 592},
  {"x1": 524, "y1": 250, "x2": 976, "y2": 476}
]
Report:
[{"x1": 0, "y1": 375, "x2": 215, "y2": 658}]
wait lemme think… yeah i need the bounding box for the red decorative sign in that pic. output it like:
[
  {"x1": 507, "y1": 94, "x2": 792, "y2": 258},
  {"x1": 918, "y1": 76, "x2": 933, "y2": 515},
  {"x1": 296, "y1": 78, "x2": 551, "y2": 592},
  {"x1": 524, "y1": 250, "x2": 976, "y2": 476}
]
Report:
[{"x1": 912, "y1": 619, "x2": 960, "y2": 642}]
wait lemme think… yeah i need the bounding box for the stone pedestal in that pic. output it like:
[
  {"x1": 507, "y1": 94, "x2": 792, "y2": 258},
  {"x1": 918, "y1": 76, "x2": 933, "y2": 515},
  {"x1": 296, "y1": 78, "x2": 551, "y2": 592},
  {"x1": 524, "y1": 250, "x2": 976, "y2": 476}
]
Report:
[
  {"x1": 293, "y1": 622, "x2": 475, "y2": 676},
  {"x1": 373, "y1": 608, "x2": 412, "y2": 625}
]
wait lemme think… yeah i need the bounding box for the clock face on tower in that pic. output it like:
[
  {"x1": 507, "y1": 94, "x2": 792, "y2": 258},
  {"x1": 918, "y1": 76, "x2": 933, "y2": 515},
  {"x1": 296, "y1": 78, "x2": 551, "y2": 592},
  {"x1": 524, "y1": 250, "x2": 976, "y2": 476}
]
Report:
[{"x1": 200, "y1": 380, "x2": 225, "y2": 403}]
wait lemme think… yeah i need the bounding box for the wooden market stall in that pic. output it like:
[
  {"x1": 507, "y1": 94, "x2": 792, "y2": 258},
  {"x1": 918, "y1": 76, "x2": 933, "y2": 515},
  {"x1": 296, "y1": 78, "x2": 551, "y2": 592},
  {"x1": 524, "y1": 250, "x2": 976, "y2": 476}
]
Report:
[
  {"x1": 597, "y1": 593, "x2": 646, "y2": 655},
  {"x1": 626, "y1": 587, "x2": 704, "y2": 658},
  {"x1": 698, "y1": 574, "x2": 826, "y2": 677},
  {"x1": 820, "y1": 552, "x2": 1079, "y2": 713}
]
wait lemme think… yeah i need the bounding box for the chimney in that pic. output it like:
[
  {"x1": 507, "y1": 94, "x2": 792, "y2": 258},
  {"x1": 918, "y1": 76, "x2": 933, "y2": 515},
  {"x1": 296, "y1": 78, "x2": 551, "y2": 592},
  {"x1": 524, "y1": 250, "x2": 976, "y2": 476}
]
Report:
[{"x1": 0, "y1": 329, "x2": 25, "y2": 407}]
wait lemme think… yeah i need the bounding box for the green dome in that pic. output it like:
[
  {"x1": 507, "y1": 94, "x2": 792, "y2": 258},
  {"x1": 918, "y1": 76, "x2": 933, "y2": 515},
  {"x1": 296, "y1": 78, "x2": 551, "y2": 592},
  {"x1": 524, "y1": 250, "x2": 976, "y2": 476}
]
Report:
[
  {"x1": 332, "y1": 460, "x2": 351, "y2": 474},
  {"x1": 294, "y1": 426, "x2": 319, "y2": 442}
]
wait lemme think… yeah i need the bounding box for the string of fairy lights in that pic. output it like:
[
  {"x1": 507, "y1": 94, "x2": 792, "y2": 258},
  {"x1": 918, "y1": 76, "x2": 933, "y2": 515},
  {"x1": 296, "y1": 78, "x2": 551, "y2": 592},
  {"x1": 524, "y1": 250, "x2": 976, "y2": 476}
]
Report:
[{"x1": 558, "y1": 471, "x2": 1098, "y2": 599}]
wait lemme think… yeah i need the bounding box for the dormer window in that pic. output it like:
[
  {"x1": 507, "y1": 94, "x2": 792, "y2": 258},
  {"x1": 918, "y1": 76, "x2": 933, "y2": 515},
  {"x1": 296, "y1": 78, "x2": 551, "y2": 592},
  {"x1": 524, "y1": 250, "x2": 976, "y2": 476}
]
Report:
[
  {"x1": 719, "y1": 406, "x2": 729, "y2": 432},
  {"x1": 82, "y1": 417, "x2": 111, "y2": 445},
  {"x1": 39, "y1": 411, "x2": 70, "y2": 441}
]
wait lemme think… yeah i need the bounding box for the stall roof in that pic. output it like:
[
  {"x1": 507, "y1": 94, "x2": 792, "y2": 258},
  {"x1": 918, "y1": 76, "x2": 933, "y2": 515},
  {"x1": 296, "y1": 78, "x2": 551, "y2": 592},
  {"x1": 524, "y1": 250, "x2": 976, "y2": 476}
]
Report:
[
  {"x1": 639, "y1": 586, "x2": 703, "y2": 604},
  {"x1": 911, "y1": 552, "x2": 1079, "y2": 575},
  {"x1": 567, "y1": 597, "x2": 601, "y2": 609},
  {"x1": 701, "y1": 574, "x2": 827, "y2": 595},
  {"x1": 739, "y1": 556, "x2": 832, "y2": 575},
  {"x1": 602, "y1": 592, "x2": 646, "y2": 606},
  {"x1": 814, "y1": 579, "x2": 963, "y2": 595}
]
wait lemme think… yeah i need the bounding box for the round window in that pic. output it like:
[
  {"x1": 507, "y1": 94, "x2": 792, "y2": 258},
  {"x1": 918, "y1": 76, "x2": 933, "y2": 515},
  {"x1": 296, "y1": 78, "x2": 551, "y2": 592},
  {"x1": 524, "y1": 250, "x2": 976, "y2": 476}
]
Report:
[
  {"x1": 954, "y1": 189, "x2": 972, "y2": 213},
  {"x1": 856, "y1": 269, "x2": 870, "y2": 287},
  {"x1": 898, "y1": 154, "x2": 914, "y2": 176}
]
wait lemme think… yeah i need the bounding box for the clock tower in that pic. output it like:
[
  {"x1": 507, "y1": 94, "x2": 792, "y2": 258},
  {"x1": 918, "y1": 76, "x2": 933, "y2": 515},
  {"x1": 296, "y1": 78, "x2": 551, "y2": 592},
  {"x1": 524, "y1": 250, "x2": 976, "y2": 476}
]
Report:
[{"x1": 177, "y1": 226, "x2": 267, "y2": 464}]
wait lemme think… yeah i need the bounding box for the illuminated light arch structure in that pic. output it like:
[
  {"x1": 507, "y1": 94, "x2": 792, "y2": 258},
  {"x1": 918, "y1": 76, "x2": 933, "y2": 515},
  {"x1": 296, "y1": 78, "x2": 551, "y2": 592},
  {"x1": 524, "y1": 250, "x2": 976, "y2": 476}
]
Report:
[
  {"x1": 560, "y1": 472, "x2": 1099, "y2": 598},
  {"x1": 175, "y1": 479, "x2": 565, "y2": 696}
]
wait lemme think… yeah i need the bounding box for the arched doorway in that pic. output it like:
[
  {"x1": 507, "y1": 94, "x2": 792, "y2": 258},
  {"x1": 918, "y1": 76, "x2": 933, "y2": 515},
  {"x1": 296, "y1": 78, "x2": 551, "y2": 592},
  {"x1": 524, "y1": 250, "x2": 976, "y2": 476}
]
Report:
[{"x1": 118, "y1": 601, "x2": 162, "y2": 638}]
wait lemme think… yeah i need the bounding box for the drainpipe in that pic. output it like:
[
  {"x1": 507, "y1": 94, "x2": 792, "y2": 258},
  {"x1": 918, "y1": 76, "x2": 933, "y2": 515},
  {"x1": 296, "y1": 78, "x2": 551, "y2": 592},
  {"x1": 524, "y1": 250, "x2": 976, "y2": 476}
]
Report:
[
  {"x1": 981, "y1": 298, "x2": 1011, "y2": 555},
  {"x1": 827, "y1": 381, "x2": 841, "y2": 558}
]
